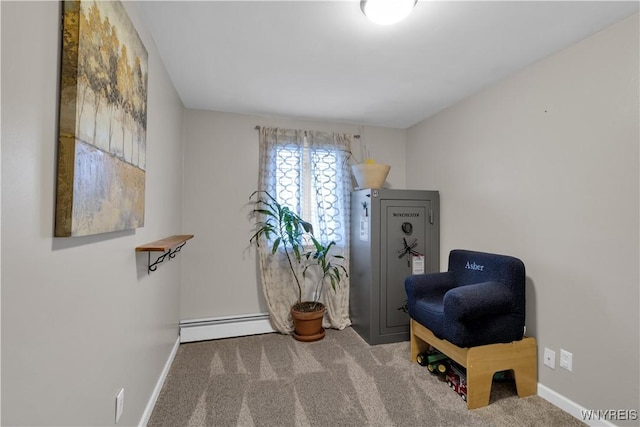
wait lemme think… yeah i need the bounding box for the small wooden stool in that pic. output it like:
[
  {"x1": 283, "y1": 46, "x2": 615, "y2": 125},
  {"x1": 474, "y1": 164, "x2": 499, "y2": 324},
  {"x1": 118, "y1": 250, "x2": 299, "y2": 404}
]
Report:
[{"x1": 410, "y1": 319, "x2": 537, "y2": 409}]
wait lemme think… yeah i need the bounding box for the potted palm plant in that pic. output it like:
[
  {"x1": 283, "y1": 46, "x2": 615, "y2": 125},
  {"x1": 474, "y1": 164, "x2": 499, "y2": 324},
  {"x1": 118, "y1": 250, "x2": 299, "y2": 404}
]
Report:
[
  {"x1": 249, "y1": 191, "x2": 347, "y2": 341},
  {"x1": 303, "y1": 237, "x2": 347, "y2": 307},
  {"x1": 296, "y1": 236, "x2": 348, "y2": 340}
]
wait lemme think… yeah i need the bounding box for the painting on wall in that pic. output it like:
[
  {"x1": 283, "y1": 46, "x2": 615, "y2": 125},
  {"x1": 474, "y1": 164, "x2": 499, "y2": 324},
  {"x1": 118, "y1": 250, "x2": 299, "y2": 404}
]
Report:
[{"x1": 55, "y1": 0, "x2": 148, "y2": 237}]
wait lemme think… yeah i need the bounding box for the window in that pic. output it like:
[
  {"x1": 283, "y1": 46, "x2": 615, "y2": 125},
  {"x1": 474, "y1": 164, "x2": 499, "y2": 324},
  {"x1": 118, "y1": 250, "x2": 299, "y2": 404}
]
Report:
[
  {"x1": 274, "y1": 140, "x2": 347, "y2": 246},
  {"x1": 259, "y1": 128, "x2": 352, "y2": 250}
]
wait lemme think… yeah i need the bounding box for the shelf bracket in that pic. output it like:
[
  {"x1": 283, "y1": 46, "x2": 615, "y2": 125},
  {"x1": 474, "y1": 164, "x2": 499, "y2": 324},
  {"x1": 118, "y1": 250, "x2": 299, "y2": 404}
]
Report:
[
  {"x1": 147, "y1": 241, "x2": 187, "y2": 273},
  {"x1": 136, "y1": 235, "x2": 194, "y2": 275}
]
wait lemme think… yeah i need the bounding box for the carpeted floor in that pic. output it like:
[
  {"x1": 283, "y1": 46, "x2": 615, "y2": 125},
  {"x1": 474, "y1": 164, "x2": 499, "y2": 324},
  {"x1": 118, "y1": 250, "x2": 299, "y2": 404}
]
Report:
[{"x1": 148, "y1": 327, "x2": 585, "y2": 426}]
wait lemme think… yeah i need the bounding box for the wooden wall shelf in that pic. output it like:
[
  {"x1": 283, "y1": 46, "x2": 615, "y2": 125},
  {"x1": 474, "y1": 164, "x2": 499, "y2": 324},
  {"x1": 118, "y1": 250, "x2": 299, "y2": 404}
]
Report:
[{"x1": 136, "y1": 235, "x2": 194, "y2": 273}]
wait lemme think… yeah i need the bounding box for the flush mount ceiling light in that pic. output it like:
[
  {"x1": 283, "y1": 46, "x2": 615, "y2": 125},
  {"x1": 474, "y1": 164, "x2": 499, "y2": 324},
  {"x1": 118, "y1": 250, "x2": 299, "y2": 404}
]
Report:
[{"x1": 360, "y1": 0, "x2": 418, "y2": 26}]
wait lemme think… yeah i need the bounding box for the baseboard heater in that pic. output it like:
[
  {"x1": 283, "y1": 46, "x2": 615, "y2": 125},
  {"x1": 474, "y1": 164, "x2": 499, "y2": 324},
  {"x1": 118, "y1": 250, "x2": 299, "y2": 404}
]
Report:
[{"x1": 179, "y1": 313, "x2": 276, "y2": 343}]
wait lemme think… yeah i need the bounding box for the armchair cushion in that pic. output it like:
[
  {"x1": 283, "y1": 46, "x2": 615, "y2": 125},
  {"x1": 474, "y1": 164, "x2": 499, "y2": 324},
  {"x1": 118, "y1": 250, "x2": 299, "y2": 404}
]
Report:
[
  {"x1": 413, "y1": 294, "x2": 445, "y2": 338},
  {"x1": 405, "y1": 249, "x2": 526, "y2": 348}
]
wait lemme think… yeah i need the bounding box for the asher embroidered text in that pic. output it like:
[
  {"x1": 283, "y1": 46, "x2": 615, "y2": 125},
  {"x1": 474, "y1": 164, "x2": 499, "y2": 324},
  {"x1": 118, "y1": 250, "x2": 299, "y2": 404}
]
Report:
[{"x1": 465, "y1": 261, "x2": 484, "y2": 271}]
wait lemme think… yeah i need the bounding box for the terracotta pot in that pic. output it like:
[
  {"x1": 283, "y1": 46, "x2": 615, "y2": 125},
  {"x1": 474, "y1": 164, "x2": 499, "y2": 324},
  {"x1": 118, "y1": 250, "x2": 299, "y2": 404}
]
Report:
[{"x1": 291, "y1": 304, "x2": 326, "y2": 342}]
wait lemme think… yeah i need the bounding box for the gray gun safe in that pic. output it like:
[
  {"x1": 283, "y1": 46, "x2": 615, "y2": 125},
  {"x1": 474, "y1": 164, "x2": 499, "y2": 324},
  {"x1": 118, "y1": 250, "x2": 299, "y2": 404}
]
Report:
[{"x1": 350, "y1": 189, "x2": 439, "y2": 345}]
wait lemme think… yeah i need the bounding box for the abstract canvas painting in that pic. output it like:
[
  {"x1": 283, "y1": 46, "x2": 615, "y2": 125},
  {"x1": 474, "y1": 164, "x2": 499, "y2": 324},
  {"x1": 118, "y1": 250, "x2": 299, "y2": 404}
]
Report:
[{"x1": 55, "y1": 0, "x2": 148, "y2": 237}]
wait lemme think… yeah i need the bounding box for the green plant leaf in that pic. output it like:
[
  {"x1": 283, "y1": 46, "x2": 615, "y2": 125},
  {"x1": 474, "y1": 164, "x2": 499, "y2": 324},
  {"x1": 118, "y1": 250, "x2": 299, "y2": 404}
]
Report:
[
  {"x1": 271, "y1": 237, "x2": 281, "y2": 254},
  {"x1": 310, "y1": 236, "x2": 323, "y2": 251},
  {"x1": 301, "y1": 220, "x2": 313, "y2": 234},
  {"x1": 253, "y1": 209, "x2": 276, "y2": 218}
]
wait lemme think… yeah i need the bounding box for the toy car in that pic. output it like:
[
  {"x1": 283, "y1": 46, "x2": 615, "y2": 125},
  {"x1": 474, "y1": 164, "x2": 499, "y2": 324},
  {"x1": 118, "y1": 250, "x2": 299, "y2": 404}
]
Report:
[
  {"x1": 417, "y1": 350, "x2": 449, "y2": 376},
  {"x1": 446, "y1": 363, "x2": 468, "y2": 401}
]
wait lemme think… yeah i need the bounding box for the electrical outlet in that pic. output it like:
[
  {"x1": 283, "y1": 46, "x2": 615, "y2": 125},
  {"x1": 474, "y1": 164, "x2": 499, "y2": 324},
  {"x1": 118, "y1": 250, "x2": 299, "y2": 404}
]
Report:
[
  {"x1": 560, "y1": 349, "x2": 573, "y2": 371},
  {"x1": 115, "y1": 388, "x2": 124, "y2": 423},
  {"x1": 543, "y1": 347, "x2": 556, "y2": 369}
]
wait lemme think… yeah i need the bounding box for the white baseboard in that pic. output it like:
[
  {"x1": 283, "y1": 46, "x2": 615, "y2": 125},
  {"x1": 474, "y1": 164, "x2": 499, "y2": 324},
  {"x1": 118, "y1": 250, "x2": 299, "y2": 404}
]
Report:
[
  {"x1": 538, "y1": 383, "x2": 617, "y2": 427},
  {"x1": 139, "y1": 336, "x2": 180, "y2": 427},
  {"x1": 179, "y1": 313, "x2": 277, "y2": 343}
]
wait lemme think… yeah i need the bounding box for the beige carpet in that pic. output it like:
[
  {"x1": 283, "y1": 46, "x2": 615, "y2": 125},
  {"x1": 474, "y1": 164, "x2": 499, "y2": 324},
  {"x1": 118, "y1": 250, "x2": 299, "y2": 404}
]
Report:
[{"x1": 148, "y1": 327, "x2": 585, "y2": 427}]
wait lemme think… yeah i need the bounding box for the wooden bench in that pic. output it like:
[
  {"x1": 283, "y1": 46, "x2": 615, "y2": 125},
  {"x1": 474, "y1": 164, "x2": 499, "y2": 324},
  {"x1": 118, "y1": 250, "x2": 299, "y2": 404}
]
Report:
[{"x1": 410, "y1": 319, "x2": 537, "y2": 409}]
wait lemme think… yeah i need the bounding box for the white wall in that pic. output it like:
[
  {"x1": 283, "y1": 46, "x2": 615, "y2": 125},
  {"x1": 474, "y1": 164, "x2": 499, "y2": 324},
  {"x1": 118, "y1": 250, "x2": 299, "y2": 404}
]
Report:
[
  {"x1": 406, "y1": 14, "x2": 639, "y2": 420},
  {"x1": 1, "y1": 2, "x2": 185, "y2": 425},
  {"x1": 180, "y1": 110, "x2": 406, "y2": 320}
]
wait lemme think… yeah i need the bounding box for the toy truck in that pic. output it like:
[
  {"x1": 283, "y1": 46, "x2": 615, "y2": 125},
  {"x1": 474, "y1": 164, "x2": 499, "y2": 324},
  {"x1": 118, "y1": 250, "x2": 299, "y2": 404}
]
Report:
[
  {"x1": 417, "y1": 350, "x2": 449, "y2": 377},
  {"x1": 446, "y1": 363, "x2": 468, "y2": 401}
]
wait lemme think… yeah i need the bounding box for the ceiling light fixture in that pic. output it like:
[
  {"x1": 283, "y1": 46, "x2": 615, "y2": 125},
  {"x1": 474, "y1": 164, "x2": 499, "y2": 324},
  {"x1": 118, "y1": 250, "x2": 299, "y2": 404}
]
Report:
[{"x1": 360, "y1": 0, "x2": 417, "y2": 26}]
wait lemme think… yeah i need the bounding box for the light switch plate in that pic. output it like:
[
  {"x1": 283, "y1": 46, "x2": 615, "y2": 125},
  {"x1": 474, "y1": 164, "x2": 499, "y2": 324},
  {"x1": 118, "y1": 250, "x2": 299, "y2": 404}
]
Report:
[
  {"x1": 543, "y1": 348, "x2": 556, "y2": 369},
  {"x1": 560, "y1": 349, "x2": 573, "y2": 371}
]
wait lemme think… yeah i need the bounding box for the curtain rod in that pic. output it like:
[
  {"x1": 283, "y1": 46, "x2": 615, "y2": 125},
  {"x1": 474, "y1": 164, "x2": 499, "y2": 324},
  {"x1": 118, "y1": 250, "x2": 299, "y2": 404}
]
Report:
[{"x1": 254, "y1": 125, "x2": 360, "y2": 138}]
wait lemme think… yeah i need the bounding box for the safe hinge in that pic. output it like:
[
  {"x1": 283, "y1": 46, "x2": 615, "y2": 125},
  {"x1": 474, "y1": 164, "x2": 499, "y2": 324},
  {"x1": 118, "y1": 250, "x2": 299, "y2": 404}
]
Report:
[{"x1": 429, "y1": 209, "x2": 434, "y2": 224}]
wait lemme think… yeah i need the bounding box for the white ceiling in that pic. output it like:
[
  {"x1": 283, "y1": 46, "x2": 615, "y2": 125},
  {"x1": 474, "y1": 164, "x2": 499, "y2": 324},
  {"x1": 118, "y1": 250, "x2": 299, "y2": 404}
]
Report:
[{"x1": 136, "y1": 1, "x2": 639, "y2": 129}]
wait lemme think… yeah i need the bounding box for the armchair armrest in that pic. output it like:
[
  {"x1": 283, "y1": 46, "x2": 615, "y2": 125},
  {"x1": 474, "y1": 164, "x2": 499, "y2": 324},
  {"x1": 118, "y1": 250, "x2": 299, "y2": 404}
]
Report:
[
  {"x1": 444, "y1": 281, "x2": 513, "y2": 321},
  {"x1": 405, "y1": 272, "x2": 457, "y2": 300}
]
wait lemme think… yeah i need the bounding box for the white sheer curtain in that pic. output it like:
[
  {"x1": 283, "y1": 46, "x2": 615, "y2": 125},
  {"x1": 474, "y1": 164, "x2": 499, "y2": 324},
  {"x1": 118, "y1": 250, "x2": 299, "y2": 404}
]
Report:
[{"x1": 257, "y1": 127, "x2": 352, "y2": 333}]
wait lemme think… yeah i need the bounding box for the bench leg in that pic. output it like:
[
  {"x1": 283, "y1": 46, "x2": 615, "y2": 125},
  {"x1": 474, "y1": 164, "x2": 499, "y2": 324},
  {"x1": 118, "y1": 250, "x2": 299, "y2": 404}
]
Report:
[
  {"x1": 512, "y1": 339, "x2": 537, "y2": 398},
  {"x1": 410, "y1": 322, "x2": 430, "y2": 362},
  {"x1": 466, "y1": 367, "x2": 494, "y2": 409},
  {"x1": 466, "y1": 337, "x2": 538, "y2": 408}
]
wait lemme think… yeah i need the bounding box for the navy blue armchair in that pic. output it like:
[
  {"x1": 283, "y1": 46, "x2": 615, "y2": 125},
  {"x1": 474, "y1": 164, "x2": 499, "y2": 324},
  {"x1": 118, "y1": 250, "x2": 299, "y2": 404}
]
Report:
[{"x1": 405, "y1": 249, "x2": 526, "y2": 348}]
